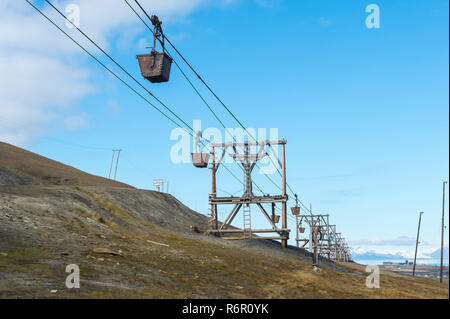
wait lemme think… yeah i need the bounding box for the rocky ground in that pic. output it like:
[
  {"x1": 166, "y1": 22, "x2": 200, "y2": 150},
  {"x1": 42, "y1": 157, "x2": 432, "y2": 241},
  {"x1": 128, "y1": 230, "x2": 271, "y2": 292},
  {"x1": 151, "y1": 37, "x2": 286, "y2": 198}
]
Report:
[{"x1": 0, "y1": 141, "x2": 448, "y2": 298}]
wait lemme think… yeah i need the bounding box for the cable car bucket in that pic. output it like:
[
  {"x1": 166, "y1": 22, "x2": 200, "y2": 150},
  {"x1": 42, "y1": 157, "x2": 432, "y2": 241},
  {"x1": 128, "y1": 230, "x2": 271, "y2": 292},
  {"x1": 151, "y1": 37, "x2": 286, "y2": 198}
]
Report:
[
  {"x1": 136, "y1": 15, "x2": 173, "y2": 83},
  {"x1": 192, "y1": 131, "x2": 210, "y2": 168},
  {"x1": 291, "y1": 194, "x2": 300, "y2": 215},
  {"x1": 192, "y1": 153, "x2": 210, "y2": 168}
]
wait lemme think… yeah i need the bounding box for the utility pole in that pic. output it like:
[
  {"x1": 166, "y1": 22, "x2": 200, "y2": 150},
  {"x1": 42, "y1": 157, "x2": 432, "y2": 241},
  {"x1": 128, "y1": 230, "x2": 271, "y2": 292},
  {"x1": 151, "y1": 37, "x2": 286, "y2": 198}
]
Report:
[
  {"x1": 413, "y1": 211, "x2": 424, "y2": 277},
  {"x1": 113, "y1": 149, "x2": 122, "y2": 180},
  {"x1": 108, "y1": 149, "x2": 122, "y2": 180},
  {"x1": 440, "y1": 181, "x2": 447, "y2": 283},
  {"x1": 296, "y1": 212, "x2": 299, "y2": 248},
  {"x1": 108, "y1": 150, "x2": 116, "y2": 179}
]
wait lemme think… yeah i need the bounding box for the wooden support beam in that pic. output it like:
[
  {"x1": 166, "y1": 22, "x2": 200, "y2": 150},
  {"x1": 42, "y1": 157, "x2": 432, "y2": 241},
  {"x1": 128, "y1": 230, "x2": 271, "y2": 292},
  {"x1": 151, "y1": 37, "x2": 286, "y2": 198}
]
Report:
[
  {"x1": 220, "y1": 203, "x2": 242, "y2": 230},
  {"x1": 210, "y1": 195, "x2": 287, "y2": 205},
  {"x1": 222, "y1": 236, "x2": 287, "y2": 241},
  {"x1": 211, "y1": 145, "x2": 217, "y2": 230},
  {"x1": 256, "y1": 203, "x2": 278, "y2": 231},
  {"x1": 209, "y1": 228, "x2": 290, "y2": 234},
  {"x1": 210, "y1": 139, "x2": 286, "y2": 148},
  {"x1": 281, "y1": 142, "x2": 287, "y2": 248}
]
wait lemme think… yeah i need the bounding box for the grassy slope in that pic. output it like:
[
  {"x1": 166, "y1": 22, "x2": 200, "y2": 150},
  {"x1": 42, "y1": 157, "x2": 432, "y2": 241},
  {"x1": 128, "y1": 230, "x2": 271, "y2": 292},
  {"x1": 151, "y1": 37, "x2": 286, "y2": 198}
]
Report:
[
  {"x1": 0, "y1": 186, "x2": 448, "y2": 299},
  {"x1": 0, "y1": 141, "x2": 132, "y2": 188}
]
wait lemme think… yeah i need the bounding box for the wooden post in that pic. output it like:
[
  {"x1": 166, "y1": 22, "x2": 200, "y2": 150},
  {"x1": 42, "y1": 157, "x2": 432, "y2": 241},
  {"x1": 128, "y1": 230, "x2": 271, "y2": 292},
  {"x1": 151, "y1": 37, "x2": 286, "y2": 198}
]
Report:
[
  {"x1": 281, "y1": 142, "x2": 287, "y2": 248},
  {"x1": 211, "y1": 146, "x2": 218, "y2": 230},
  {"x1": 413, "y1": 212, "x2": 424, "y2": 276},
  {"x1": 313, "y1": 227, "x2": 318, "y2": 265},
  {"x1": 327, "y1": 215, "x2": 331, "y2": 260},
  {"x1": 271, "y1": 203, "x2": 275, "y2": 222},
  {"x1": 334, "y1": 228, "x2": 337, "y2": 261},
  {"x1": 440, "y1": 181, "x2": 447, "y2": 283}
]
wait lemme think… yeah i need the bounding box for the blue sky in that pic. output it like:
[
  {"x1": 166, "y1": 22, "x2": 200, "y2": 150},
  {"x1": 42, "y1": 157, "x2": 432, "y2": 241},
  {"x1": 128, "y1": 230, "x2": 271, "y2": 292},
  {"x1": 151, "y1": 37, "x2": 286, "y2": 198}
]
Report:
[{"x1": 1, "y1": 0, "x2": 448, "y2": 258}]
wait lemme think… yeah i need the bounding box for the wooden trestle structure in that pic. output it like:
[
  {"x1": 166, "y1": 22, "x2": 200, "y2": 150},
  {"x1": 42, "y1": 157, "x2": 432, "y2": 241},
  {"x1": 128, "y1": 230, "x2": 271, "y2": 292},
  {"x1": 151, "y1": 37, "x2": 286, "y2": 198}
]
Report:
[
  {"x1": 207, "y1": 139, "x2": 290, "y2": 248},
  {"x1": 295, "y1": 214, "x2": 349, "y2": 263}
]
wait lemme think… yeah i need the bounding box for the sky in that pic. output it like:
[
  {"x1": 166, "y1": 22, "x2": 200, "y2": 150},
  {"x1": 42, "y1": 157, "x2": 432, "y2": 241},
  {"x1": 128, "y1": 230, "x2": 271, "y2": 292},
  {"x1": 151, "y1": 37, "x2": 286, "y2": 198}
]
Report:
[{"x1": 0, "y1": 0, "x2": 449, "y2": 260}]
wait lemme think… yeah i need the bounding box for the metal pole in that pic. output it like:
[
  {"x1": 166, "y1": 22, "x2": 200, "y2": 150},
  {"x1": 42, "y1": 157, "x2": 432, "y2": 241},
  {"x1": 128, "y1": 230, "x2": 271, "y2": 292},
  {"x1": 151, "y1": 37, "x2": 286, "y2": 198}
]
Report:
[
  {"x1": 296, "y1": 214, "x2": 299, "y2": 248},
  {"x1": 413, "y1": 212, "x2": 424, "y2": 276},
  {"x1": 440, "y1": 181, "x2": 447, "y2": 283},
  {"x1": 113, "y1": 149, "x2": 122, "y2": 180}
]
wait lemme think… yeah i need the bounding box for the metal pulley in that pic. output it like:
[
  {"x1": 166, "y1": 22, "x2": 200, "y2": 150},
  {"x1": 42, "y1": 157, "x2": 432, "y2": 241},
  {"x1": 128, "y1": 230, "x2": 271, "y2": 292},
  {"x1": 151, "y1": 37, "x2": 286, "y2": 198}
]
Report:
[{"x1": 136, "y1": 15, "x2": 173, "y2": 83}]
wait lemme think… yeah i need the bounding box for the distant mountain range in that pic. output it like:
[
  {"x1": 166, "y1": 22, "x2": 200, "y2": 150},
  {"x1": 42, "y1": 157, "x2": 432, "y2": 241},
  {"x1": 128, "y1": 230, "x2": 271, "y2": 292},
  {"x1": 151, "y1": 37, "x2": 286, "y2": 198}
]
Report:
[
  {"x1": 352, "y1": 247, "x2": 449, "y2": 261},
  {"x1": 428, "y1": 247, "x2": 449, "y2": 259}
]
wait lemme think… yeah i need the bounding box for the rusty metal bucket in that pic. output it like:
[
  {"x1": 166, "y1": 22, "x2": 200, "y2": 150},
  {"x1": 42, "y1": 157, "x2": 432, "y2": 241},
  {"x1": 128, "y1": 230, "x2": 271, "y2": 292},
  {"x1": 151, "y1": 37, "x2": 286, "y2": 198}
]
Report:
[
  {"x1": 273, "y1": 215, "x2": 280, "y2": 223},
  {"x1": 291, "y1": 207, "x2": 300, "y2": 215},
  {"x1": 192, "y1": 153, "x2": 210, "y2": 168},
  {"x1": 136, "y1": 52, "x2": 173, "y2": 83},
  {"x1": 299, "y1": 227, "x2": 305, "y2": 233}
]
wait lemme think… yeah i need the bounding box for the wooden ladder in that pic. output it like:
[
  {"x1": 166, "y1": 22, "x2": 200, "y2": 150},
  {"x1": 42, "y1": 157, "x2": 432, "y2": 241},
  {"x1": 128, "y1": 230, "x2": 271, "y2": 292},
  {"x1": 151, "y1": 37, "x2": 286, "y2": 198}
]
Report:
[{"x1": 243, "y1": 204, "x2": 252, "y2": 239}]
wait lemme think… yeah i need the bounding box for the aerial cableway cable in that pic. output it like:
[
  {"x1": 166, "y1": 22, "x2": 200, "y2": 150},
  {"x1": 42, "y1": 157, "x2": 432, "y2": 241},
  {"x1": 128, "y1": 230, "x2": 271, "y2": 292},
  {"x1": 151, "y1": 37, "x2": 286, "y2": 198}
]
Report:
[
  {"x1": 123, "y1": 0, "x2": 267, "y2": 195},
  {"x1": 132, "y1": 0, "x2": 302, "y2": 205},
  {"x1": 25, "y1": 0, "x2": 245, "y2": 188},
  {"x1": 127, "y1": 0, "x2": 286, "y2": 198},
  {"x1": 24, "y1": 0, "x2": 186, "y2": 134},
  {"x1": 43, "y1": 0, "x2": 195, "y2": 136},
  {"x1": 34, "y1": 0, "x2": 311, "y2": 223},
  {"x1": 41, "y1": 0, "x2": 246, "y2": 187},
  {"x1": 132, "y1": 0, "x2": 249, "y2": 134}
]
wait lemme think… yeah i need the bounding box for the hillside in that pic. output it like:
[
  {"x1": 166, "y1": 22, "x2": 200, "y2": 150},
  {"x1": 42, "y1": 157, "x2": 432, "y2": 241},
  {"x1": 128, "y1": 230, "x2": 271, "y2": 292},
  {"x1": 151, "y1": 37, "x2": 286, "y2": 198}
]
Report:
[
  {"x1": 0, "y1": 142, "x2": 448, "y2": 298},
  {"x1": 0, "y1": 141, "x2": 132, "y2": 188}
]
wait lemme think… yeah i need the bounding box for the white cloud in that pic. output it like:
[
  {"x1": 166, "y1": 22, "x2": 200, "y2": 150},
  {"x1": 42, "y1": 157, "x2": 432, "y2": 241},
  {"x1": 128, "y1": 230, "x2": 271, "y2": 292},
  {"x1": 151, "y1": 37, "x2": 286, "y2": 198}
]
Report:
[
  {"x1": 63, "y1": 114, "x2": 89, "y2": 131},
  {"x1": 0, "y1": 0, "x2": 209, "y2": 146}
]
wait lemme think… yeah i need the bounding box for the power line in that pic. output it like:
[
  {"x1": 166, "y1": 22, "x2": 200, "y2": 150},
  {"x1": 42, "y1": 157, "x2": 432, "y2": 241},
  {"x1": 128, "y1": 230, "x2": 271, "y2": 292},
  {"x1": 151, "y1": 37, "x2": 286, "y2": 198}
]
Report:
[
  {"x1": 43, "y1": 137, "x2": 113, "y2": 151},
  {"x1": 150, "y1": 5, "x2": 298, "y2": 200}
]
